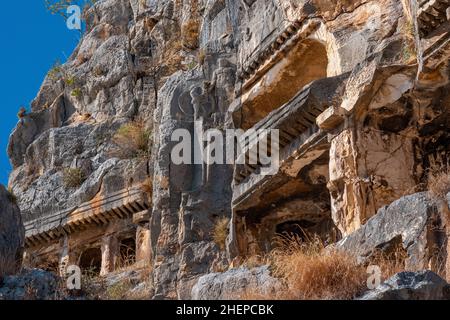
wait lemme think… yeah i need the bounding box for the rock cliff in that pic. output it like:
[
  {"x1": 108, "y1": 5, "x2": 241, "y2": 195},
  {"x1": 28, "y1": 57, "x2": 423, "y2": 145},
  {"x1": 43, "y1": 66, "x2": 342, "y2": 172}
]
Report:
[
  {"x1": 0, "y1": 185, "x2": 24, "y2": 276},
  {"x1": 6, "y1": 0, "x2": 450, "y2": 299}
]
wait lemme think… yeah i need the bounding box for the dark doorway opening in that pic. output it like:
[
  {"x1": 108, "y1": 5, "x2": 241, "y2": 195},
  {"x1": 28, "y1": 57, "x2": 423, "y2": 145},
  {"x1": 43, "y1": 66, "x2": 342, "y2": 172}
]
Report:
[
  {"x1": 276, "y1": 220, "x2": 316, "y2": 242},
  {"x1": 119, "y1": 237, "x2": 136, "y2": 266},
  {"x1": 79, "y1": 247, "x2": 102, "y2": 274}
]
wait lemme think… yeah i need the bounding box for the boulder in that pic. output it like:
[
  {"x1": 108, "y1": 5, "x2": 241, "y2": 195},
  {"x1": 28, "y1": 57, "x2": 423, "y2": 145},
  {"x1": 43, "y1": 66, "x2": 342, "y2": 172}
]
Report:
[
  {"x1": 337, "y1": 192, "x2": 447, "y2": 271},
  {"x1": 0, "y1": 269, "x2": 60, "y2": 300},
  {"x1": 0, "y1": 185, "x2": 24, "y2": 276},
  {"x1": 359, "y1": 271, "x2": 450, "y2": 300},
  {"x1": 191, "y1": 266, "x2": 283, "y2": 300}
]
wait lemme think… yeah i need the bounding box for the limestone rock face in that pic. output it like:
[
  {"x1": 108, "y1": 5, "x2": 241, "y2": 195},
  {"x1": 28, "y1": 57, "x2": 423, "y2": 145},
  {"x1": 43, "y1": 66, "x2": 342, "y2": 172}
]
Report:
[
  {"x1": 337, "y1": 192, "x2": 447, "y2": 271},
  {"x1": 359, "y1": 271, "x2": 450, "y2": 300},
  {"x1": 0, "y1": 269, "x2": 60, "y2": 300},
  {"x1": 0, "y1": 185, "x2": 24, "y2": 276},
  {"x1": 8, "y1": 0, "x2": 236, "y2": 299},
  {"x1": 191, "y1": 266, "x2": 283, "y2": 300},
  {"x1": 8, "y1": 1, "x2": 151, "y2": 223},
  {"x1": 6, "y1": 0, "x2": 450, "y2": 300}
]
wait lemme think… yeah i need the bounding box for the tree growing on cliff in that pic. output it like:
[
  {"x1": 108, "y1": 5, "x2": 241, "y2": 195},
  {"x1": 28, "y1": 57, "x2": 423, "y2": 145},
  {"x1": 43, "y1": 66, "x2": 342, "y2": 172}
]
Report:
[
  {"x1": 17, "y1": 107, "x2": 27, "y2": 119},
  {"x1": 44, "y1": 0, "x2": 97, "y2": 19},
  {"x1": 45, "y1": 0, "x2": 98, "y2": 32}
]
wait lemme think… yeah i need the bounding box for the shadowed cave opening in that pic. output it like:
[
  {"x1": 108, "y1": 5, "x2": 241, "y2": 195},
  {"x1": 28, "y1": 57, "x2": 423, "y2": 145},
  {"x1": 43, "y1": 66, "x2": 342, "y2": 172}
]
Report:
[
  {"x1": 79, "y1": 247, "x2": 102, "y2": 274},
  {"x1": 119, "y1": 237, "x2": 136, "y2": 266},
  {"x1": 275, "y1": 220, "x2": 317, "y2": 242}
]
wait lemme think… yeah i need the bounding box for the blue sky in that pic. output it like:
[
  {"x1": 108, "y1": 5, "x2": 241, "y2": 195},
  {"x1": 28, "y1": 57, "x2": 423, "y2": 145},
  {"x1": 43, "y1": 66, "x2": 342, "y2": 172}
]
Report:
[{"x1": 0, "y1": 2, "x2": 81, "y2": 186}]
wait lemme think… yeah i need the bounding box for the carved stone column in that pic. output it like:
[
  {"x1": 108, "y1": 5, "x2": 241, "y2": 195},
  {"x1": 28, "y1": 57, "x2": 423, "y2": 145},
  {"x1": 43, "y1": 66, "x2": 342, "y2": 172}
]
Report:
[
  {"x1": 100, "y1": 235, "x2": 119, "y2": 276},
  {"x1": 328, "y1": 124, "x2": 417, "y2": 236},
  {"x1": 136, "y1": 225, "x2": 151, "y2": 266}
]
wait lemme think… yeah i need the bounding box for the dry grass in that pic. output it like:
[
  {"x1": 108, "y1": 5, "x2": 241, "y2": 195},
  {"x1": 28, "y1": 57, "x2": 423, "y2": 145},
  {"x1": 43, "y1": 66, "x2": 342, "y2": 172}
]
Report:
[
  {"x1": 428, "y1": 167, "x2": 450, "y2": 201},
  {"x1": 74, "y1": 113, "x2": 92, "y2": 123},
  {"x1": 164, "y1": 38, "x2": 184, "y2": 75},
  {"x1": 82, "y1": 262, "x2": 153, "y2": 300},
  {"x1": 268, "y1": 235, "x2": 368, "y2": 300},
  {"x1": 181, "y1": 18, "x2": 200, "y2": 49},
  {"x1": 111, "y1": 121, "x2": 151, "y2": 159},
  {"x1": 63, "y1": 168, "x2": 85, "y2": 188},
  {"x1": 237, "y1": 233, "x2": 409, "y2": 300},
  {"x1": 427, "y1": 163, "x2": 450, "y2": 280},
  {"x1": 213, "y1": 217, "x2": 230, "y2": 251},
  {"x1": 181, "y1": 0, "x2": 200, "y2": 50},
  {"x1": 197, "y1": 49, "x2": 206, "y2": 65},
  {"x1": 115, "y1": 246, "x2": 136, "y2": 271},
  {"x1": 105, "y1": 279, "x2": 134, "y2": 300},
  {"x1": 78, "y1": 267, "x2": 107, "y2": 300},
  {"x1": 368, "y1": 248, "x2": 408, "y2": 285},
  {"x1": 141, "y1": 177, "x2": 153, "y2": 195},
  {"x1": 106, "y1": 264, "x2": 152, "y2": 300},
  {"x1": 105, "y1": 274, "x2": 152, "y2": 300},
  {"x1": 241, "y1": 254, "x2": 267, "y2": 270}
]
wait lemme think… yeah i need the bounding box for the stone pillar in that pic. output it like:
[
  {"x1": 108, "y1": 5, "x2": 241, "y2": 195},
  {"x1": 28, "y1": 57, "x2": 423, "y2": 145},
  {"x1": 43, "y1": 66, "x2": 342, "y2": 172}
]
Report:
[
  {"x1": 228, "y1": 213, "x2": 260, "y2": 260},
  {"x1": 58, "y1": 235, "x2": 80, "y2": 277},
  {"x1": 136, "y1": 225, "x2": 151, "y2": 267},
  {"x1": 328, "y1": 126, "x2": 417, "y2": 236},
  {"x1": 328, "y1": 129, "x2": 372, "y2": 236},
  {"x1": 100, "y1": 235, "x2": 119, "y2": 276},
  {"x1": 58, "y1": 236, "x2": 70, "y2": 277}
]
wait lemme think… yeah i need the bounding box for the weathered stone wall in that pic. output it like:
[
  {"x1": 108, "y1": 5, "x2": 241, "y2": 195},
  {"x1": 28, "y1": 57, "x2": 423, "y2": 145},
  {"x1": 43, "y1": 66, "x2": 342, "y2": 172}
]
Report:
[
  {"x1": 337, "y1": 192, "x2": 449, "y2": 273},
  {"x1": 0, "y1": 186, "x2": 25, "y2": 276},
  {"x1": 7, "y1": 0, "x2": 450, "y2": 300}
]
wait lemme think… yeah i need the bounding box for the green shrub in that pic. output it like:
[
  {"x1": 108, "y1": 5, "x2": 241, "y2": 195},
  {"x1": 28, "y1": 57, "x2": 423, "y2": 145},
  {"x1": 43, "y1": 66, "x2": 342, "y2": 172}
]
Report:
[
  {"x1": 65, "y1": 76, "x2": 76, "y2": 86},
  {"x1": 45, "y1": 0, "x2": 98, "y2": 19},
  {"x1": 48, "y1": 60, "x2": 63, "y2": 81},
  {"x1": 63, "y1": 168, "x2": 85, "y2": 188},
  {"x1": 187, "y1": 61, "x2": 197, "y2": 70},
  {"x1": 71, "y1": 88, "x2": 82, "y2": 98}
]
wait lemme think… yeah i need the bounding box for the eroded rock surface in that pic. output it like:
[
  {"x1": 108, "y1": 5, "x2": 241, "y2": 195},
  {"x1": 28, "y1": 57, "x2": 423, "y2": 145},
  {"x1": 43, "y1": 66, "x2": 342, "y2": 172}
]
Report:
[
  {"x1": 359, "y1": 271, "x2": 450, "y2": 300},
  {"x1": 0, "y1": 269, "x2": 60, "y2": 300},
  {"x1": 0, "y1": 185, "x2": 24, "y2": 276},
  {"x1": 337, "y1": 192, "x2": 448, "y2": 271},
  {"x1": 6, "y1": 0, "x2": 450, "y2": 300},
  {"x1": 191, "y1": 266, "x2": 283, "y2": 300}
]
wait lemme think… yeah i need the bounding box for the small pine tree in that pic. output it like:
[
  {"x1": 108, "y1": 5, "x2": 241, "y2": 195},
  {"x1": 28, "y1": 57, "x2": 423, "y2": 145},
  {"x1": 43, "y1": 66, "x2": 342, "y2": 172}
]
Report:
[{"x1": 17, "y1": 107, "x2": 27, "y2": 119}]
